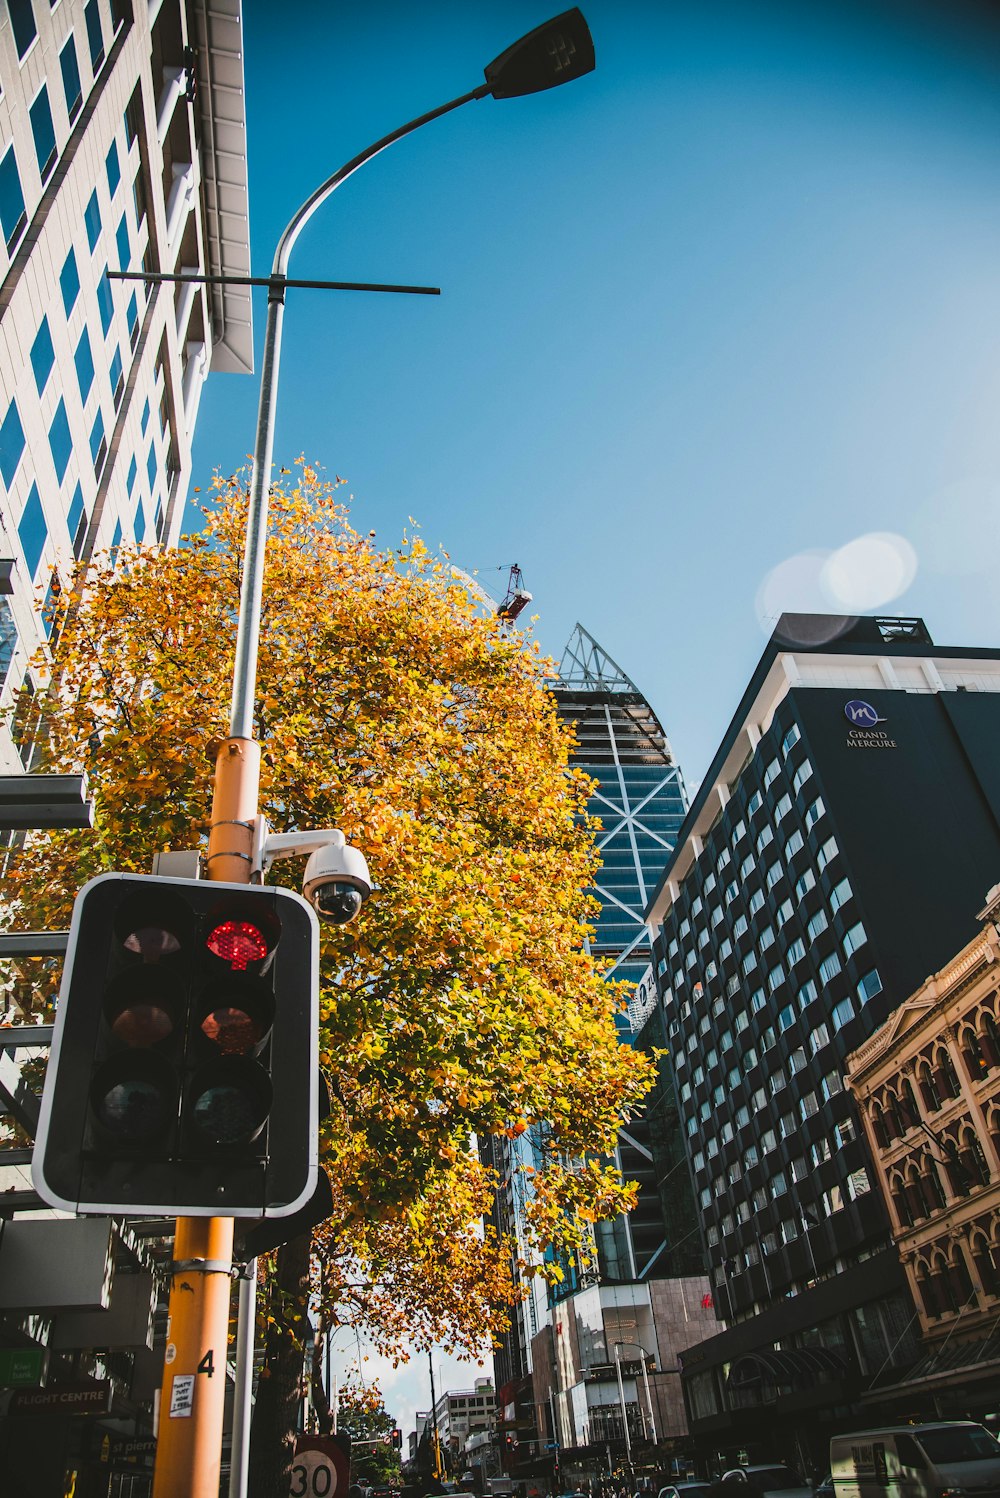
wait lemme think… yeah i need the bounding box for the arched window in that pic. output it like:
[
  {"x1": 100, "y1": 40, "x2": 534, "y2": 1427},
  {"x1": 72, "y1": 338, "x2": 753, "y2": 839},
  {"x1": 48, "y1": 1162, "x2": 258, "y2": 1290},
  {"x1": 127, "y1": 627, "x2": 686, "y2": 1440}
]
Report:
[
  {"x1": 919, "y1": 1157, "x2": 946, "y2": 1213},
  {"x1": 918, "y1": 1063, "x2": 942, "y2": 1113},
  {"x1": 889, "y1": 1171, "x2": 911, "y2": 1228},
  {"x1": 940, "y1": 1136, "x2": 967, "y2": 1198},
  {"x1": 870, "y1": 1102, "x2": 890, "y2": 1150},
  {"x1": 982, "y1": 1011, "x2": 1000, "y2": 1066},
  {"x1": 948, "y1": 1244, "x2": 977, "y2": 1309},
  {"x1": 970, "y1": 1233, "x2": 1000, "y2": 1296},
  {"x1": 934, "y1": 1049, "x2": 961, "y2": 1102},
  {"x1": 959, "y1": 1129, "x2": 991, "y2": 1189},
  {"x1": 962, "y1": 1027, "x2": 989, "y2": 1083},
  {"x1": 988, "y1": 1107, "x2": 1000, "y2": 1167},
  {"x1": 900, "y1": 1078, "x2": 920, "y2": 1130},
  {"x1": 884, "y1": 1089, "x2": 904, "y2": 1139},
  {"x1": 903, "y1": 1165, "x2": 925, "y2": 1223},
  {"x1": 915, "y1": 1260, "x2": 941, "y2": 1319},
  {"x1": 931, "y1": 1252, "x2": 957, "y2": 1313}
]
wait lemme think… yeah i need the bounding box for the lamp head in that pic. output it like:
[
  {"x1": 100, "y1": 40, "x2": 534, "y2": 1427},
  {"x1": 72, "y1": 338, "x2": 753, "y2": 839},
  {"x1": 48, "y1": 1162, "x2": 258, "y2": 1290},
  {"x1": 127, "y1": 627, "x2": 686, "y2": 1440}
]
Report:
[{"x1": 484, "y1": 9, "x2": 595, "y2": 100}]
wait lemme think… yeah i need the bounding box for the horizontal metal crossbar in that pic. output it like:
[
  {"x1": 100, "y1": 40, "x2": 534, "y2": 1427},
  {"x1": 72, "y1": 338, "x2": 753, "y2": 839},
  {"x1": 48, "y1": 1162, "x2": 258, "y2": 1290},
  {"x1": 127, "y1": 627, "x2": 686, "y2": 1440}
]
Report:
[
  {"x1": 0, "y1": 1025, "x2": 55, "y2": 1045},
  {"x1": 0, "y1": 934, "x2": 68, "y2": 957},
  {"x1": 106, "y1": 270, "x2": 440, "y2": 296},
  {"x1": 0, "y1": 774, "x2": 92, "y2": 830}
]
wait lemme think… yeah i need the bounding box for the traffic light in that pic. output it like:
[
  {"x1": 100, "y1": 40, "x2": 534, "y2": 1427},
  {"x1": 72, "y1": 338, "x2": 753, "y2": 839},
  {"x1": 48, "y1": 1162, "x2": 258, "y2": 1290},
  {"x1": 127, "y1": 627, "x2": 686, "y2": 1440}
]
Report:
[
  {"x1": 391, "y1": 1429, "x2": 402, "y2": 1450},
  {"x1": 33, "y1": 872, "x2": 318, "y2": 1217}
]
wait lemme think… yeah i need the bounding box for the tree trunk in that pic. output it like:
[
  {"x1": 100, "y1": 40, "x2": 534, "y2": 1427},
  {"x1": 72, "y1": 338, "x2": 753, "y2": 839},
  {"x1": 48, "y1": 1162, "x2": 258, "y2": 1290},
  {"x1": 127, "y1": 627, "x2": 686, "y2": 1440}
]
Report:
[
  {"x1": 311, "y1": 1314, "x2": 333, "y2": 1435},
  {"x1": 248, "y1": 1230, "x2": 312, "y2": 1498}
]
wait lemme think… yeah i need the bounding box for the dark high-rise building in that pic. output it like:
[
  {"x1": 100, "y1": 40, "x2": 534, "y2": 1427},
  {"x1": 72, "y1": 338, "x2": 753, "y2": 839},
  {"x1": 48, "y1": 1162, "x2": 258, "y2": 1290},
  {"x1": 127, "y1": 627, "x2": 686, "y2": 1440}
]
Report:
[
  {"x1": 491, "y1": 626, "x2": 709, "y2": 1479},
  {"x1": 644, "y1": 613, "x2": 1000, "y2": 1465}
]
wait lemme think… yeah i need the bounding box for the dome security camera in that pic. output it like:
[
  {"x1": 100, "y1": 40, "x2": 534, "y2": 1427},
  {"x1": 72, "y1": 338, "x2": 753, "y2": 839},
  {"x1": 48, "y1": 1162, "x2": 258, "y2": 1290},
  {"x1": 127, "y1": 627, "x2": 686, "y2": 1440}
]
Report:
[{"x1": 302, "y1": 832, "x2": 371, "y2": 926}]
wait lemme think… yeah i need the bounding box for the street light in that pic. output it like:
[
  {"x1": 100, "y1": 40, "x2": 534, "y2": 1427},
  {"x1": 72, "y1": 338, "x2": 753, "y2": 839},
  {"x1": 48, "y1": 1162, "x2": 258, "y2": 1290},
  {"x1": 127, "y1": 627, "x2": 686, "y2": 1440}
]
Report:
[
  {"x1": 216, "y1": 15, "x2": 596, "y2": 1498},
  {"x1": 613, "y1": 1340, "x2": 659, "y2": 1464}
]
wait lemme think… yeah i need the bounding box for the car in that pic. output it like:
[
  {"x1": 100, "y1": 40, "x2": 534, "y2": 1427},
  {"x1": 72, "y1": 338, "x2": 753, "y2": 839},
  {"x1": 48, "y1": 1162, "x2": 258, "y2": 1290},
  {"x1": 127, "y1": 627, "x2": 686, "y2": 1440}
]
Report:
[
  {"x1": 720, "y1": 1466, "x2": 813, "y2": 1498},
  {"x1": 658, "y1": 1483, "x2": 715, "y2": 1498}
]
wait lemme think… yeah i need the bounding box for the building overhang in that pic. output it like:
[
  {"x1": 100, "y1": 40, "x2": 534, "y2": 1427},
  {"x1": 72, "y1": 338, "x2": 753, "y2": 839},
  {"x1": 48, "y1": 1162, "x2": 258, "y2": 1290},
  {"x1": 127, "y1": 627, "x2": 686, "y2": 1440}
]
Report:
[{"x1": 189, "y1": 0, "x2": 253, "y2": 374}]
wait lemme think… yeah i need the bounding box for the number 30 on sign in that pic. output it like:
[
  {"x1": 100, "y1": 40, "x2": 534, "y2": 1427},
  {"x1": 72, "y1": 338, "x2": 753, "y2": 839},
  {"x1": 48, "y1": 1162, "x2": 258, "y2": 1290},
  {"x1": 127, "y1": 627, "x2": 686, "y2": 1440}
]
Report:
[{"x1": 288, "y1": 1436, "x2": 349, "y2": 1498}]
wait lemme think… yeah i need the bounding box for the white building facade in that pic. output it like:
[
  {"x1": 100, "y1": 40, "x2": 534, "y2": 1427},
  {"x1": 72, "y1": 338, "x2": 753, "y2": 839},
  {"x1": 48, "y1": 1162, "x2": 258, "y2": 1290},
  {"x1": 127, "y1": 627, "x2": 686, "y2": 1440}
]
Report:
[{"x1": 0, "y1": 0, "x2": 251, "y2": 767}]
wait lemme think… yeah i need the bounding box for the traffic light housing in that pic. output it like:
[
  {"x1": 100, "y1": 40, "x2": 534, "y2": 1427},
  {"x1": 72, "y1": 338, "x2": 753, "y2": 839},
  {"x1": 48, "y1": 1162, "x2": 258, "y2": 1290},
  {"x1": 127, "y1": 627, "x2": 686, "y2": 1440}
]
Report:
[
  {"x1": 391, "y1": 1429, "x2": 402, "y2": 1450},
  {"x1": 33, "y1": 872, "x2": 319, "y2": 1217}
]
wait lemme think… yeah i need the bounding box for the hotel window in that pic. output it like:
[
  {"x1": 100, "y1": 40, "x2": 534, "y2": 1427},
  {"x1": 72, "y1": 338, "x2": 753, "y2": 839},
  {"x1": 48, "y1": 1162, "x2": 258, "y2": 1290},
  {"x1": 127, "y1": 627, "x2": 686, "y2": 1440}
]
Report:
[
  {"x1": 742, "y1": 951, "x2": 757, "y2": 976},
  {"x1": 733, "y1": 819, "x2": 747, "y2": 844},
  {"x1": 712, "y1": 904, "x2": 725, "y2": 927},
  {"x1": 115, "y1": 213, "x2": 129, "y2": 270},
  {"x1": 766, "y1": 863, "x2": 782, "y2": 890},
  {"x1": 735, "y1": 1010, "x2": 749, "y2": 1033},
  {"x1": 775, "y1": 793, "x2": 792, "y2": 821},
  {"x1": 795, "y1": 869, "x2": 816, "y2": 900},
  {"x1": 734, "y1": 913, "x2": 748, "y2": 938},
  {"x1": 747, "y1": 791, "x2": 763, "y2": 816},
  {"x1": 797, "y1": 978, "x2": 817, "y2": 1010},
  {"x1": 763, "y1": 760, "x2": 780, "y2": 788},
  {"x1": 792, "y1": 758, "x2": 813, "y2": 794},
  {"x1": 740, "y1": 855, "x2": 755, "y2": 879},
  {"x1": 60, "y1": 36, "x2": 83, "y2": 121},
  {"x1": 719, "y1": 937, "x2": 733, "y2": 961},
  {"x1": 817, "y1": 836, "x2": 839, "y2": 871},
  {"x1": 736, "y1": 1103, "x2": 750, "y2": 1127},
  {"x1": 812, "y1": 1137, "x2": 831, "y2": 1166},
  {"x1": 782, "y1": 724, "x2": 801, "y2": 755},
  {"x1": 785, "y1": 830, "x2": 804, "y2": 859},
  {"x1": 726, "y1": 974, "x2": 739, "y2": 997},
  {"x1": 705, "y1": 872, "x2": 717, "y2": 895},
  {"x1": 679, "y1": 918, "x2": 690, "y2": 938},
  {"x1": 668, "y1": 938, "x2": 679, "y2": 958},
  {"x1": 767, "y1": 962, "x2": 785, "y2": 992},
  {"x1": 75, "y1": 328, "x2": 95, "y2": 400},
  {"x1": 67, "y1": 483, "x2": 85, "y2": 554},
  {"x1": 0, "y1": 145, "x2": 27, "y2": 252},
  {"x1": 750, "y1": 988, "x2": 766, "y2": 1012},
  {"x1": 698, "y1": 927, "x2": 709, "y2": 949},
  {"x1": 97, "y1": 269, "x2": 114, "y2": 333},
  {"x1": 717, "y1": 848, "x2": 731, "y2": 873},
  {"x1": 831, "y1": 996, "x2": 856, "y2": 1030},
  {"x1": 787, "y1": 937, "x2": 805, "y2": 966},
  {"x1": 842, "y1": 921, "x2": 867, "y2": 957},
  {"x1": 750, "y1": 1088, "x2": 766, "y2": 1112},
  {"x1": 819, "y1": 953, "x2": 842, "y2": 985},
  {"x1": 788, "y1": 1047, "x2": 807, "y2": 1073},
  {"x1": 821, "y1": 1071, "x2": 843, "y2": 1100},
  {"x1": 756, "y1": 826, "x2": 773, "y2": 855},
  {"x1": 830, "y1": 877, "x2": 853, "y2": 912},
  {"x1": 806, "y1": 910, "x2": 828, "y2": 941},
  {"x1": 726, "y1": 879, "x2": 739, "y2": 903},
  {"x1": 749, "y1": 889, "x2": 764, "y2": 915},
  {"x1": 857, "y1": 969, "x2": 883, "y2": 1004},
  {"x1": 106, "y1": 140, "x2": 121, "y2": 196},
  {"x1": 771, "y1": 1171, "x2": 788, "y2": 1197},
  {"x1": 109, "y1": 347, "x2": 124, "y2": 407},
  {"x1": 809, "y1": 1023, "x2": 830, "y2": 1054},
  {"x1": 706, "y1": 1137, "x2": 719, "y2": 1158},
  {"x1": 768, "y1": 1068, "x2": 785, "y2": 1094},
  {"x1": 744, "y1": 1144, "x2": 759, "y2": 1168},
  {"x1": 804, "y1": 797, "x2": 826, "y2": 832},
  {"x1": 761, "y1": 1128, "x2": 777, "y2": 1152},
  {"x1": 777, "y1": 1004, "x2": 794, "y2": 1031},
  {"x1": 90, "y1": 408, "x2": 106, "y2": 476},
  {"x1": 759, "y1": 926, "x2": 775, "y2": 951},
  {"x1": 799, "y1": 1092, "x2": 818, "y2": 1120}
]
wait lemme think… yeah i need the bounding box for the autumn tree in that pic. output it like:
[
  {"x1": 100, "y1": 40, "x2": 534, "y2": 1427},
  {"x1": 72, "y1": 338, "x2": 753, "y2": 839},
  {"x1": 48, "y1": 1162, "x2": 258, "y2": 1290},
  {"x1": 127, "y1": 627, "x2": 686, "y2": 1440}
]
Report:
[
  {"x1": 2, "y1": 466, "x2": 651, "y2": 1494},
  {"x1": 333, "y1": 1378, "x2": 401, "y2": 1487}
]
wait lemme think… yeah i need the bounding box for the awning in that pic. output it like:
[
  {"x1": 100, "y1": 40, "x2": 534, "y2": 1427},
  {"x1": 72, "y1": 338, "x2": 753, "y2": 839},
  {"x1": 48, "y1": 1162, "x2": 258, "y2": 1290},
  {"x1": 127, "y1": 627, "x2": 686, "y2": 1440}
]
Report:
[{"x1": 727, "y1": 1346, "x2": 849, "y2": 1389}]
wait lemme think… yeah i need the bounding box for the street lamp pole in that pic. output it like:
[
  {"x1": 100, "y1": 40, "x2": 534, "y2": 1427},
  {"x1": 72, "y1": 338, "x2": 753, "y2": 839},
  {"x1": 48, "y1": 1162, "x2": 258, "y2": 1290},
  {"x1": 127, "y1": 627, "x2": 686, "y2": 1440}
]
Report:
[
  {"x1": 151, "y1": 13, "x2": 594, "y2": 1498},
  {"x1": 614, "y1": 1345, "x2": 633, "y2": 1468},
  {"x1": 614, "y1": 1340, "x2": 658, "y2": 1450}
]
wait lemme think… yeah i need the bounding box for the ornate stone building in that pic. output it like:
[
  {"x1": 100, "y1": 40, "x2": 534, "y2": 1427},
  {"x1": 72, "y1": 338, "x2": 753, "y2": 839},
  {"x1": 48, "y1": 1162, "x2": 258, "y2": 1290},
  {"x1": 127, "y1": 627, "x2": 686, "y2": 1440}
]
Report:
[{"x1": 846, "y1": 884, "x2": 1000, "y2": 1364}]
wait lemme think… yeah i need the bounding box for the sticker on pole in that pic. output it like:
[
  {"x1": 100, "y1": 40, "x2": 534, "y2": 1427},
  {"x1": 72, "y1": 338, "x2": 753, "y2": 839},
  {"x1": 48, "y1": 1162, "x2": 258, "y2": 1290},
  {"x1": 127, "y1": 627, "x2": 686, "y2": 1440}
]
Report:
[
  {"x1": 289, "y1": 1435, "x2": 350, "y2": 1497},
  {"x1": 169, "y1": 1374, "x2": 195, "y2": 1419}
]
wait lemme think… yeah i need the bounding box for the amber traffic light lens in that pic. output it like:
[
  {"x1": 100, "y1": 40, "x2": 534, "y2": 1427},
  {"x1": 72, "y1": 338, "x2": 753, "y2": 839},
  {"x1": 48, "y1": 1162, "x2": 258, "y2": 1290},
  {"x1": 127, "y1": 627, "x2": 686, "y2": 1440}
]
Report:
[{"x1": 200, "y1": 1005, "x2": 261, "y2": 1055}]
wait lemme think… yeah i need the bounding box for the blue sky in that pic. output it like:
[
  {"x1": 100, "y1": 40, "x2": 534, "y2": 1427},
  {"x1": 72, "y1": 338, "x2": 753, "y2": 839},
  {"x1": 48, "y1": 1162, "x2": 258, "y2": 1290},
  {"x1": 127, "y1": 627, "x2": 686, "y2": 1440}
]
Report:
[{"x1": 190, "y1": 0, "x2": 1000, "y2": 1428}]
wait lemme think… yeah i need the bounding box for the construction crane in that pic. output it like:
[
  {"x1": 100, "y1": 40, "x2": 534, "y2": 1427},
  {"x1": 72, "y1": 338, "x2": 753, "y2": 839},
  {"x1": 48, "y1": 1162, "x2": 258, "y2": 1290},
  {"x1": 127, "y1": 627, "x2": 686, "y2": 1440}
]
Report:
[{"x1": 496, "y1": 564, "x2": 533, "y2": 624}]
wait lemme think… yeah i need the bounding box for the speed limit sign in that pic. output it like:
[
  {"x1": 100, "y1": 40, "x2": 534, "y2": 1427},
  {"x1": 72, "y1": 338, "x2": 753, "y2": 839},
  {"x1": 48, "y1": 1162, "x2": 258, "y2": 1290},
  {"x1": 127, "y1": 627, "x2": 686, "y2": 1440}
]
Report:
[{"x1": 289, "y1": 1436, "x2": 350, "y2": 1498}]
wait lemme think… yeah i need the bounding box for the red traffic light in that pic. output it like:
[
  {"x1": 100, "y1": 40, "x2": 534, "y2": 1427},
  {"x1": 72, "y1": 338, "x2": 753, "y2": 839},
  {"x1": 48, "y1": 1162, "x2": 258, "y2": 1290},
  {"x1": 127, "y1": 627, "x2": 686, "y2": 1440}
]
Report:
[{"x1": 207, "y1": 919, "x2": 269, "y2": 971}]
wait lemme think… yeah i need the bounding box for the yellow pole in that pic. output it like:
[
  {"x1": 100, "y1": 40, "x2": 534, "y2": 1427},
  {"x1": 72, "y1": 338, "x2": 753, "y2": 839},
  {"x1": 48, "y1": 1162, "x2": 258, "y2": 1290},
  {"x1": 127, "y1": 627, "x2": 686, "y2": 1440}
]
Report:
[{"x1": 151, "y1": 738, "x2": 260, "y2": 1498}]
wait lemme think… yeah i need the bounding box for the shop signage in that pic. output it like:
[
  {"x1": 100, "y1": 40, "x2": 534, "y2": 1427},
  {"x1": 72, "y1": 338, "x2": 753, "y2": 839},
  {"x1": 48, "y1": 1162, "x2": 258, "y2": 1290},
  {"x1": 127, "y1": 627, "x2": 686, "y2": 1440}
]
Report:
[
  {"x1": 0, "y1": 1347, "x2": 44, "y2": 1387},
  {"x1": 1, "y1": 1381, "x2": 110, "y2": 1415}
]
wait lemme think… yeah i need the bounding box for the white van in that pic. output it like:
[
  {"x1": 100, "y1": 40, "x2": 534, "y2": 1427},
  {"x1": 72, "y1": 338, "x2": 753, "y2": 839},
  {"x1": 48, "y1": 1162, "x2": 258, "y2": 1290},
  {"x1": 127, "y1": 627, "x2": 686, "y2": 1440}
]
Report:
[{"x1": 831, "y1": 1422, "x2": 1000, "y2": 1498}]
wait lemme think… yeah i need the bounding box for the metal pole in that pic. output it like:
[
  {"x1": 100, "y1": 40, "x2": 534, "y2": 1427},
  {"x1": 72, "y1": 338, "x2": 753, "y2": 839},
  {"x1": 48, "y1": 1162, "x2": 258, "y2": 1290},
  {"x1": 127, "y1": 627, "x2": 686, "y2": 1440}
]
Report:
[
  {"x1": 614, "y1": 1345, "x2": 632, "y2": 1467},
  {"x1": 428, "y1": 1350, "x2": 443, "y2": 1480},
  {"x1": 153, "y1": 83, "x2": 491, "y2": 1498},
  {"x1": 227, "y1": 1261, "x2": 257, "y2": 1498},
  {"x1": 638, "y1": 1355, "x2": 656, "y2": 1445}
]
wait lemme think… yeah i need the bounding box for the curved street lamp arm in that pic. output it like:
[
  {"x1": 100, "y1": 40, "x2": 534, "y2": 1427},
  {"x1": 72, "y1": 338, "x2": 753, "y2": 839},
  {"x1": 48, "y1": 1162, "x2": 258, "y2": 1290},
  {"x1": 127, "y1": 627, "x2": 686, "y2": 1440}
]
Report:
[{"x1": 228, "y1": 84, "x2": 489, "y2": 738}]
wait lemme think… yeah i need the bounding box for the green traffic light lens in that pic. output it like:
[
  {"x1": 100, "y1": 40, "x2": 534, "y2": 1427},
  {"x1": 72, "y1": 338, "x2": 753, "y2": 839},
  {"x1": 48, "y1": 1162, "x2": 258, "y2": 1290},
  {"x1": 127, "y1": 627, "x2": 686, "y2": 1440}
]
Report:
[
  {"x1": 90, "y1": 1052, "x2": 176, "y2": 1145},
  {"x1": 188, "y1": 1057, "x2": 271, "y2": 1147}
]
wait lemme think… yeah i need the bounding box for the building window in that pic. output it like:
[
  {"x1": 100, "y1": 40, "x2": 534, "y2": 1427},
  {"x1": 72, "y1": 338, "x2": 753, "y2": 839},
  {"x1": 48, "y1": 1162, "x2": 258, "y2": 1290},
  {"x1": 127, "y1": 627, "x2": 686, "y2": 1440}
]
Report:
[
  {"x1": 857, "y1": 969, "x2": 883, "y2": 1004},
  {"x1": 0, "y1": 597, "x2": 17, "y2": 686},
  {"x1": 30, "y1": 316, "x2": 54, "y2": 393},
  {"x1": 797, "y1": 978, "x2": 818, "y2": 1010},
  {"x1": 843, "y1": 921, "x2": 868, "y2": 957},
  {"x1": 106, "y1": 140, "x2": 120, "y2": 196},
  {"x1": 733, "y1": 819, "x2": 747, "y2": 844},
  {"x1": 807, "y1": 910, "x2": 828, "y2": 941},
  {"x1": 777, "y1": 1004, "x2": 794, "y2": 1031},
  {"x1": 48, "y1": 398, "x2": 72, "y2": 482},
  {"x1": 60, "y1": 35, "x2": 83, "y2": 121},
  {"x1": 764, "y1": 760, "x2": 780, "y2": 788},
  {"x1": 85, "y1": 190, "x2": 101, "y2": 250},
  {"x1": 785, "y1": 830, "x2": 804, "y2": 860},
  {"x1": 767, "y1": 962, "x2": 785, "y2": 993},
  {"x1": 0, "y1": 399, "x2": 26, "y2": 486},
  {"x1": 782, "y1": 724, "x2": 801, "y2": 755},
  {"x1": 127, "y1": 290, "x2": 139, "y2": 346},
  {"x1": 742, "y1": 951, "x2": 757, "y2": 976},
  {"x1": 67, "y1": 481, "x2": 86, "y2": 554},
  {"x1": 792, "y1": 759, "x2": 813, "y2": 794},
  {"x1": 830, "y1": 877, "x2": 852, "y2": 912},
  {"x1": 787, "y1": 937, "x2": 806, "y2": 965},
  {"x1": 0, "y1": 145, "x2": 27, "y2": 252},
  {"x1": 747, "y1": 791, "x2": 763, "y2": 816},
  {"x1": 819, "y1": 953, "x2": 842, "y2": 985},
  {"x1": 749, "y1": 889, "x2": 764, "y2": 914},
  {"x1": 90, "y1": 409, "x2": 106, "y2": 476},
  {"x1": 29, "y1": 86, "x2": 57, "y2": 182},
  {"x1": 84, "y1": 0, "x2": 104, "y2": 72},
  {"x1": 759, "y1": 926, "x2": 775, "y2": 951},
  {"x1": 804, "y1": 797, "x2": 826, "y2": 832},
  {"x1": 817, "y1": 836, "x2": 839, "y2": 871},
  {"x1": 796, "y1": 869, "x2": 816, "y2": 899},
  {"x1": 109, "y1": 346, "x2": 124, "y2": 406},
  {"x1": 828, "y1": 999, "x2": 854, "y2": 1037},
  {"x1": 18, "y1": 483, "x2": 46, "y2": 577},
  {"x1": 60, "y1": 247, "x2": 80, "y2": 313},
  {"x1": 756, "y1": 826, "x2": 773, "y2": 855},
  {"x1": 810, "y1": 1022, "x2": 831, "y2": 1054},
  {"x1": 115, "y1": 213, "x2": 128, "y2": 269},
  {"x1": 740, "y1": 855, "x2": 754, "y2": 879},
  {"x1": 74, "y1": 327, "x2": 95, "y2": 399},
  {"x1": 734, "y1": 913, "x2": 748, "y2": 938},
  {"x1": 9, "y1": 0, "x2": 37, "y2": 59},
  {"x1": 97, "y1": 270, "x2": 113, "y2": 333},
  {"x1": 775, "y1": 793, "x2": 792, "y2": 821}
]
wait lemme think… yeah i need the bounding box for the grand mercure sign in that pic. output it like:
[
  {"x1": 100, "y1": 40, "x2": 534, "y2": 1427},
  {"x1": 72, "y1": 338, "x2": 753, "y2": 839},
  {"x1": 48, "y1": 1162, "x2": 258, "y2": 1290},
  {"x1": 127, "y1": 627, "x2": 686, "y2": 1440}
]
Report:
[{"x1": 844, "y1": 700, "x2": 897, "y2": 750}]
